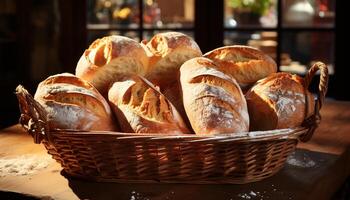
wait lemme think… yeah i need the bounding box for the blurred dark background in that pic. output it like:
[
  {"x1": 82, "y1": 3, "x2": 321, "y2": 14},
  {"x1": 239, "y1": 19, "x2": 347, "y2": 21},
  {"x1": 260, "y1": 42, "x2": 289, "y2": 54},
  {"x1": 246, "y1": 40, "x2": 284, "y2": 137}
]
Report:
[{"x1": 0, "y1": 0, "x2": 347, "y2": 129}]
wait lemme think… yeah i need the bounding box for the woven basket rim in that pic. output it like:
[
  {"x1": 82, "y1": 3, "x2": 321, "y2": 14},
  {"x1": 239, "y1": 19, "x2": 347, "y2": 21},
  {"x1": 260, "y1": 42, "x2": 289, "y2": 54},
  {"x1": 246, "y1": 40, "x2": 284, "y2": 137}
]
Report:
[{"x1": 46, "y1": 126, "x2": 308, "y2": 143}]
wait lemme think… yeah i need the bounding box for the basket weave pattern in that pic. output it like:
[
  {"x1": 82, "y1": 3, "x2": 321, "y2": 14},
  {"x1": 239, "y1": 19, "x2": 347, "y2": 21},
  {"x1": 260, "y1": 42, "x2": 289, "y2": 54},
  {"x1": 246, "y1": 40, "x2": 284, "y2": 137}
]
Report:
[
  {"x1": 41, "y1": 130, "x2": 303, "y2": 184},
  {"x1": 16, "y1": 62, "x2": 328, "y2": 184}
]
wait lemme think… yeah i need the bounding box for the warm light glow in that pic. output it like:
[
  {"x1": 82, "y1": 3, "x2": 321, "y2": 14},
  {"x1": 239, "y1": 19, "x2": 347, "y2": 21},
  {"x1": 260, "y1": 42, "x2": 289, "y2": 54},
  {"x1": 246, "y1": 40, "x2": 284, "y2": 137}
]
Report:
[
  {"x1": 146, "y1": 0, "x2": 153, "y2": 6},
  {"x1": 104, "y1": 0, "x2": 112, "y2": 8},
  {"x1": 114, "y1": 8, "x2": 131, "y2": 19}
]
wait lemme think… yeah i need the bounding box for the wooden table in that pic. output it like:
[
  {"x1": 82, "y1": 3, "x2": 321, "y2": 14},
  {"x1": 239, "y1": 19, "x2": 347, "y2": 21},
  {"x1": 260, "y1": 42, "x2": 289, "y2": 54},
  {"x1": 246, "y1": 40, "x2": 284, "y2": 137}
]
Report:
[{"x1": 0, "y1": 99, "x2": 349, "y2": 200}]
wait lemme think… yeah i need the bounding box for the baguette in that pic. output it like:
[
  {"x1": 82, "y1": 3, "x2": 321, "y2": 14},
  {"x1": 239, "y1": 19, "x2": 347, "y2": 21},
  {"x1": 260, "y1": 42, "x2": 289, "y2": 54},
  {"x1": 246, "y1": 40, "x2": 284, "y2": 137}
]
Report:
[
  {"x1": 143, "y1": 32, "x2": 202, "y2": 124},
  {"x1": 34, "y1": 73, "x2": 116, "y2": 131},
  {"x1": 204, "y1": 45, "x2": 277, "y2": 90},
  {"x1": 246, "y1": 72, "x2": 315, "y2": 131},
  {"x1": 180, "y1": 57, "x2": 249, "y2": 135},
  {"x1": 108, "y1": 75, "x2": 190, "y2": 134},
  {"x1": 143, "y1": 32, "x2": 202, "y2": 87},
  {"x1": 76, "y1": 35, "x2": 148, "y2": 95}
]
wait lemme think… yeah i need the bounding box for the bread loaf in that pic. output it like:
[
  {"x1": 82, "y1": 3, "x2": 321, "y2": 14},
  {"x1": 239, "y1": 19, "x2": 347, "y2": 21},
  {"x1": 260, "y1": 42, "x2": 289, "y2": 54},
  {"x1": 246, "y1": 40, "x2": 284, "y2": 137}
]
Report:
[
  {"x1": 245, "y1": 72, "x2": 315, "y2": 131},
  {"x1": 143, "y1": 32, "x2": 202, "y2": 87},
  {"x1": 203, "y1": 45, "x2": 277, "y2": 90},
  {"x1": 34, "y1": 73, "x2": 116, "y2": 131},
  {"x1": 76, "y1": 36, "x2": 148, "y2": 95},
  {"x1": 180, "y1": 57, "x2": 249, "y2": 135},
  {"x1": 108, "y1": 75, "x2": 190, "y2": 134},
  {"x1": 143, "y1": 32, "x2": 202, "y2": 124}
]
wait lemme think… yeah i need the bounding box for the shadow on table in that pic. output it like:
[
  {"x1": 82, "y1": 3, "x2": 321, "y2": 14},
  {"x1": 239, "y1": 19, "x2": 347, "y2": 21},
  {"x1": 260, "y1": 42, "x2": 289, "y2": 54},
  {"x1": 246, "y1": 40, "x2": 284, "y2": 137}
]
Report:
[
  {"x1": 0, "y1": 191, "x2": 54, "y2": 200},
  {"x1": 63, "y1": 149, "x2": 344, "y2": 200},
  {"x1": 64, "y1": 173, "x2": 286, "y2": 200}
]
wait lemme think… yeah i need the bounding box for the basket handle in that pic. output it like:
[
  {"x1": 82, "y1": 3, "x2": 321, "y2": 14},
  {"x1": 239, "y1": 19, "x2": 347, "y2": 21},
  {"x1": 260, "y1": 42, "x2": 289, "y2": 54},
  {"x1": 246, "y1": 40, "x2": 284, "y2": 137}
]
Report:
[
  {"x1": 300, "y1": 62, "x2": 329, "y2": 142},
  {"x1": 16, "y1": 85, "x2": 49, "y2": 144}
]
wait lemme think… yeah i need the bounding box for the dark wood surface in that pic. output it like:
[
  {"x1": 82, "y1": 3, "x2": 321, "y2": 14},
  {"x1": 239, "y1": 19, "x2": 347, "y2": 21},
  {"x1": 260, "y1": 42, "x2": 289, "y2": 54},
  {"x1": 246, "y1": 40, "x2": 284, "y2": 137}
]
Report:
[{"x1": 0, "y1": 99, "x2": 349, "y2": 200}]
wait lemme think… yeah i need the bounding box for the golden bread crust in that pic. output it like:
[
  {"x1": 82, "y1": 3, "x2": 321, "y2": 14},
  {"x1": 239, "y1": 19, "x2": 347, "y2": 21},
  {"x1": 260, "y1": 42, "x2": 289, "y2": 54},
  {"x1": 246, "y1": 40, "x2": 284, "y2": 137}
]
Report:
[
  {"x1": 108, "y1": 75, "x2": 190, "y2": 134},
  {"x1": 246, "y1": 72, "x2": 315, "y2": 131},
  {"x1": 34, "y1": 73, "x2": 116, "y2": 131},
  {"x1": 204, "y1": 45, "x2": 277, "y2": 88},
  {"x1": 76, "y1": 36, "x2": 148, "y2": 95},
  {"x1": 180, "y1": 57, "x2": 249, "y2": 135}
]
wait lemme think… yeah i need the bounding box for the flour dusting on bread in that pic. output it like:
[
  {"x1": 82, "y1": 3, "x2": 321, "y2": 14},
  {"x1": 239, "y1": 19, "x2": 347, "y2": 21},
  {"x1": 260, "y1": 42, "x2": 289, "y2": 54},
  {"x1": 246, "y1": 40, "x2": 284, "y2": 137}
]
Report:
[
  {"x1": 181, "y1": 57, "x2": 249, "y2": 135},
  {"x1": 34, "y1": 73, "x2": 116, "y2": 131},
  {"x1": 246, "y1": 72, "x2": 315, "y2": 130},
  {"x1": 108, "y1": 75, "x2": 190, "y2": 134}
]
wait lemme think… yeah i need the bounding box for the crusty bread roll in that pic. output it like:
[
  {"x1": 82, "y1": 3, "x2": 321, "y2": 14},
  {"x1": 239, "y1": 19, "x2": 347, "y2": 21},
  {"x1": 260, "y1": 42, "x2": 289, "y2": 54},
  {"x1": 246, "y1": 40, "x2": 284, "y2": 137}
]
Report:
[
  {"x1": 142, "y1": 32, "x2": 202, "y2": 124},
  {"x1": 108, "y1": 75, "x2": 190, "y2": 134},
  {"x1": 245, "y1": 72, "x2": 315, "y2": 131},
  {"x1": 141, "y1": 32, "x2": 202, "y2": 129},
  {"x1": 143, "y1": 32, "x2": 202, "y2": 87},
  {"x1": 180, "y1": 57, "x2": 249, "y2": 135},
  {"x1": 203, "y1": 45, "x2": 277, "y2": 90},
  {"x1": 34, "y1": 73, "x2": 116, "y2": 131},
  {"x1": 76, "y1": 35, "x2": 148, "y2": 95}
]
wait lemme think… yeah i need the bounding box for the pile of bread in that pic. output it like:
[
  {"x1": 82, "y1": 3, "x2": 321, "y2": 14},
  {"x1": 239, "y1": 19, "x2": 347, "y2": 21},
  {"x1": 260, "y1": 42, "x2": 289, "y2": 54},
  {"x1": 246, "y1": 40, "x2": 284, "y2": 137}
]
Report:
[{"x1": 34, "y1": 32, "x2": 314, "y2": 135}]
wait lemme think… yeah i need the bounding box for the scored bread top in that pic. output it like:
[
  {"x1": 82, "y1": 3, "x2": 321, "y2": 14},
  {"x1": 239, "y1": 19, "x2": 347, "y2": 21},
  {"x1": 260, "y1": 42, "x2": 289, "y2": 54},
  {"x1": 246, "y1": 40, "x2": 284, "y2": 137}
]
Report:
[
  {"x1": 143, "y1": 32, "x2": 202, "y2": 86},
  {"x1": 204, "y1": 45, "x2": 277, "y2": 88},
  {"x1": 180, "y1": 57, "x2": 249, "y2": 135},
  {"x1": 35, "y1": 73, "x2": 115, "y2": 131},
  {"x1": 145, "y1": 32, "x2": 201, "y2": 57},
  {"x1": 84, "y1": 36, "x2": 145, "y2": 66},
  {"x1": 39, "y1": 73, "x2": 96, "y2": 91},
  {"x1": 246, "y1": 72, "x2": 315, "y2": 130},
  {"x1": 108, "y1": 75, "x2": 190, "y2": 134},
  {"x1": 76, "y1": 35, "x2": 148, "y2": 95}
]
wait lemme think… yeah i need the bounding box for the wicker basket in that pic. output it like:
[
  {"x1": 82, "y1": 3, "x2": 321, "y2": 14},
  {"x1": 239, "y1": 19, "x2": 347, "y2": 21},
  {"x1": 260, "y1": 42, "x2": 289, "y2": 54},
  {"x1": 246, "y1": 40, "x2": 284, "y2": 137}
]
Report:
[{"x1": 16, "y1": 62, "x2": 328, "y2": 184}]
